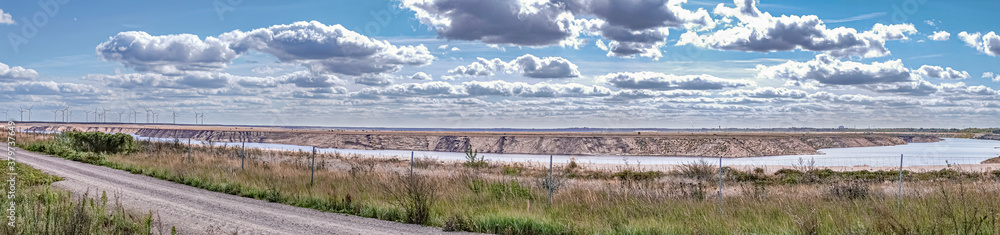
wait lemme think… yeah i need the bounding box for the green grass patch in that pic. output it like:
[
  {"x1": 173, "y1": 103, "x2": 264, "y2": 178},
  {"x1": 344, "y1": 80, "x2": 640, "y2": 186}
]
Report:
[{"x1": 1, "y1": 162, "x2": 152, "y2": 234}]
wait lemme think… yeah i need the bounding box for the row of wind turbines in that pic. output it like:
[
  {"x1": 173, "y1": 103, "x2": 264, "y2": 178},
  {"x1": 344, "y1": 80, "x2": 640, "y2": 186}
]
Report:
[{"x1": 3, "y1": 106, "x2": 206, "y2": 124}]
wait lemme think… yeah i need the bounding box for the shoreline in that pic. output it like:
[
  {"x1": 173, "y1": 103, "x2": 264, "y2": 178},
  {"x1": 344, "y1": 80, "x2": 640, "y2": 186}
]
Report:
[{"x1": 18, "y1": 122, "x2": 950, "y2": 158}]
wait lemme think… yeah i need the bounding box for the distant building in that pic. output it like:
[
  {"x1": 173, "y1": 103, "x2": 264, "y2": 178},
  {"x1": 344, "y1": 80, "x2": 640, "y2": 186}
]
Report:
[{"x1": 838, "y1": 126, "x2": 846, "y2": 129}]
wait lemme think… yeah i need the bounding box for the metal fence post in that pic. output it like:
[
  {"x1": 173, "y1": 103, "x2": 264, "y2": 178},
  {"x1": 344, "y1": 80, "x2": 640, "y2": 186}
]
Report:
[
  {"x1": 548, "y1": 155, "x2": 553, "y2": 206},
  {"x1": 311, "y1": 146, "x2": 316, "y2": 187},
  {"x1": 241, "y1": 139, "x2": 245, "y2": 170},
  {"x1": 187, "y1": 138, "x2": 191, "y2": 163},
  {"x1": 898, "y1": 154, "x2": 903, "y2": 207},
  {"x1": 410, "y1": 151, "x2": 414, "y2": 176},
  {"x1": 718, "y1": 156, "x2": 723, "y2": 213}
]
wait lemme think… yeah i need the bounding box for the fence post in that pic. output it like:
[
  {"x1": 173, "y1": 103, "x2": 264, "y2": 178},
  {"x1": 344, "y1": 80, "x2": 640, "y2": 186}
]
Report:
[
  {"x1": 410, "y1": 151, "x2": 414, "y2": 176},
  {"x1": 187, "y1": 138, "x2": 191, "y2": 163},
  {"x1": 898, "y1": 154, "x2": 903, "y2": 207},
  {"x1": 548, "y1": 155, "x2": 553, "y2": 206},
  {"x1": 241, "y1": 139, "x2": 245, "y2": 170},
  {"x1": 718, "y1": 156, "x2": 723, "y2": 213},
  {"x1": 311, "y1": 146, "x2": 316, "y2": 187}
]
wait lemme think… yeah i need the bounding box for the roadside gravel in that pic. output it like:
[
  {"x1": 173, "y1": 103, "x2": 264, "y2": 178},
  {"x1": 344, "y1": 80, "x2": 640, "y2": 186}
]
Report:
[{"x1": 16, "y1": 147, "x2": 462, "y2": 234}]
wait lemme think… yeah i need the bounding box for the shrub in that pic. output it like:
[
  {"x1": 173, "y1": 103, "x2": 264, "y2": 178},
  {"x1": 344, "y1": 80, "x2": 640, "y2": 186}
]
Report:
[
  {"x1": 502, "y1": 165, "x2": 522, "y2": 176},
  {"x1": 488, "y1": 180, "x2": 534, "y2": 200},
  {"x1": 677, "y1": 160, "x2": 716, "y2": 181},
  {"x1": 539, "y1": 170, "x2": 567, "y2": 196},
  {"x1": 565, "y1": 157, "x2": 579, "y2": 171},
  {"x1": 730, "y1": 167, "x2": 770, "y2": 182},
  {"x1": 614, "y1": 170, "x2": 663, "y2": 189},
  {"x1": 463, "y1": 144, "x2": 488, "y2": 168},
  {"x1": 59, "y1": 131, "x2": 136, "y2": 154},
  {"x1": 828, "y1": 181, "x2": 871, "y2": 200},
  {"x1": 384, "y1": 173, "x2": 436, "y2": 225},
  {"x1": 443, "y1": 215, "x2": 469, "y2": 232},
  {"x1": 678, "y1": 182, "x2": 706, "y2": 200}
]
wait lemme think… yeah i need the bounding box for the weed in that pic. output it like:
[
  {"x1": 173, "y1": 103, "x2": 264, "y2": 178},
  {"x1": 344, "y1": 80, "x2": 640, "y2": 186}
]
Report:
[
  {"x1": 677, "y1": 159, "x2": 716, "y2": 181},
  {"x1": 828, "y1": 181, "x2": 872, "y2": 200},
  {"x1": 463, "y1": 144, "x2": 487, "y2": 168},
  {"x1": 502, "y1": 165, "x2": 522, "y2": 176},
  {"x1": 384, "y1": 173, "x2": 437, "y2": 225},
  {"x1": 412, "y1": 157, "x2": 437, "y2": 169},
  {"x1": 678, "y1": 182, "x2": 706, "y2": 200},
  {"x1": 565, "y1": 157, "x2": 579, "y2": 171},
  {"x1": 443, "y1": 215, "x2": 469, "y2": 232}
]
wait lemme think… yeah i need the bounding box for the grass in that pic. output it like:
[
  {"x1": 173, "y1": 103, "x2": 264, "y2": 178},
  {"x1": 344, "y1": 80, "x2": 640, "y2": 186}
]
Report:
[
  {"x1": 983, "y1": 155, "x2": 1000, "y2": 164},
  {"x1": 0, "y1": 159, "x2": 153, "y2": 235},
  {"x1": 16, "y1": 132, "x2": 1000, "y2": 234}
]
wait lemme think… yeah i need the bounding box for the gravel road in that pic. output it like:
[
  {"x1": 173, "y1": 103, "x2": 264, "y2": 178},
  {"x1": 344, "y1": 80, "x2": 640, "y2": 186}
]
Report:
[{"x1": 16, "y1": 147, "x2": 458, "y2": 234}]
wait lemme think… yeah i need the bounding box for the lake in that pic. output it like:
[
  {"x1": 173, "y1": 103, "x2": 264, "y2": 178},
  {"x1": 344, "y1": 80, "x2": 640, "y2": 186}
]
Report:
[{"x1": 127, "y1": 134, "x2": 1000, "y2": 167}]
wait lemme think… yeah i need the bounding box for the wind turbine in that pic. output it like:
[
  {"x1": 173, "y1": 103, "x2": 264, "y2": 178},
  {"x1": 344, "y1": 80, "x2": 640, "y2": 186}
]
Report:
[
  {"x1": 130, "y1": 107, "x2": 138, "y2": 123},
  {"x1": 200, "y1": 113, "x2": 205, "y2": 124},
  {"x1": 84, "y1": 110, "x2": 92, "y2": 122},
  {"x1": 64, "y1": 108, "x2": 71, "y2": 122},
  {"x1": 59, "y1": 108, "x2": 67, "y2": 122},
  {"x1": 93, "y1": 108, "x2": 100, "y2": 123},
  {"x1": 25, "y1": 105, "x2": 33, "y2": 121},
  {"x1": 2, "y1": 109, "x2": 9, "y2": 121},
  {"x1": 52, "y1": 109, "x2": 59, "y2": 122},
  {"x1": 172, "y1": 110, "x2": 177, "y2": 124},
  {"x1": 117, "y1": 111, "x2": 125, "y2": 123},
  {"x1": 152, "y1": 111, "x2": 158, "y2": 123},
  {"x1": 143, "y1": 108, "x2": 151, "y2": 123},
  {"x1": 100, "y1": 107, "x2": 108, "y2": 122},
  {"x1": 193, "y1": 111, "x2": 200, "y2": 124}
]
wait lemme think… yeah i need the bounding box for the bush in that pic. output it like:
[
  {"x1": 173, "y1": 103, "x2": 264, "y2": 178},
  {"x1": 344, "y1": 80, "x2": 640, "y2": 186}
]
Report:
[
  {"x1": 384, "y1": 173, "x2": 436, "y2": 225},
  {"x1": 614, "y1": 170, "x2": 663, "y2": 189},
  {"x1": 502, "y1": 165, "x2": 522, "y2": 176},
  {"x1": 828, "y1": 181, "x2": 871, "y2": 200},
  {"x1": 677, "y1": 160, "x2": 716, "y2": 181},
  {"x1": 730, "y1": 167, "x2": 770, "y2": 182},
  {"x1": 59, "y1": 131, "x2": 136, "y2": 154},
  {"x1": 463, "y1": 145, "x2": 488, "y2": 168},
  {"x1": 443, "y1": 215, "x2": 469, "y2": 232}
]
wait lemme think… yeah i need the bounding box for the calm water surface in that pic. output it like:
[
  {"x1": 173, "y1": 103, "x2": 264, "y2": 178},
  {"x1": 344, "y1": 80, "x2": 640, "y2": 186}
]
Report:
[{"x1": 127, "y1": 134, "x2": 999, "y2": 167}]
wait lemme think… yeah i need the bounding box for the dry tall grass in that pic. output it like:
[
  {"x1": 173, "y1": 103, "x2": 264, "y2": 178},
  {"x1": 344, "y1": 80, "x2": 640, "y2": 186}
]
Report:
[{"x1": 18, "y1": 132, "x2": 1000, "y2": 234}]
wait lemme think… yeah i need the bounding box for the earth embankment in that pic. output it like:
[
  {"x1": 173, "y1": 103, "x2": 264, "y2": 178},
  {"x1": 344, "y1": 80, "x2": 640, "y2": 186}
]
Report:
[{"x1": 22, "y1": 123, "x2": 942, "y2": 158}]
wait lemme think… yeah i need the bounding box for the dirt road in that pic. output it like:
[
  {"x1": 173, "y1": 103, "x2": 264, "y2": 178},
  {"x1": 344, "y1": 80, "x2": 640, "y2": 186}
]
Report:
[{"x1": 16, "y1": 147, "x2": 456, "y2": 234}]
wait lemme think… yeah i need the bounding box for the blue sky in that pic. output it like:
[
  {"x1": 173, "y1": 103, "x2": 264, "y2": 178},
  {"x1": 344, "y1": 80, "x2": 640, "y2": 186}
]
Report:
[{"x1": 1, "y1": 0, "x2": 998, "y2": 128}]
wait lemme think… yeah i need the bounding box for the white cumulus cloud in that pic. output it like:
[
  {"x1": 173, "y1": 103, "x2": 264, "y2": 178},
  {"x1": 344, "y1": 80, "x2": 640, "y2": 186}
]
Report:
[
  {"x1": 915, "y1": 65, "x2": 969, "y2": 80},
  {"x1": 0, "y1": 9, "x2": 14, "y2": 25},
  {"x1": 958, "y1": 31, "x2": 1000, "y2": 57},
  {"x1": 928, "y1": 31, "x2": 950, "y2": 41},
  {"x1": 599, "y1": 71, "x2": 753, "y2": 90},
  {"x1": 755, "y1": 54, "x2": 914, "y2": 85},
  {"x1": 96, "y1": 32, "x2": 238, "y2": 75},
  {"x1": 449, "y1": 54, "x2": 581, "y2": 79},
  {"x1": 0, "y1": 62, "x2": 39, "y2": 82},
  {"x1": 678, "y1": 0, "x2": 915, "y2": 58}
]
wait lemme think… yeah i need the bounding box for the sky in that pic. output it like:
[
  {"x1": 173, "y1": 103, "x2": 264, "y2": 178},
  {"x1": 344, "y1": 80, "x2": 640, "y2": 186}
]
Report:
[{"x1": 1, "y1": 0, "x2": 999, "y2": 129}]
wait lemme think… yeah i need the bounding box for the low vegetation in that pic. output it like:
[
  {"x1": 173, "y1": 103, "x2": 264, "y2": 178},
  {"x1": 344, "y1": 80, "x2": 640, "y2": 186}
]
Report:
[
  {"x1": 17, "y1": 132, "x2": 1000, "y2": 234},
  {"x1": 1, "y1": 159, "x2": 154, "y2": 234},
  {"x1": 983, "y1": 155, "x2": 1000, "y2": 164}
]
